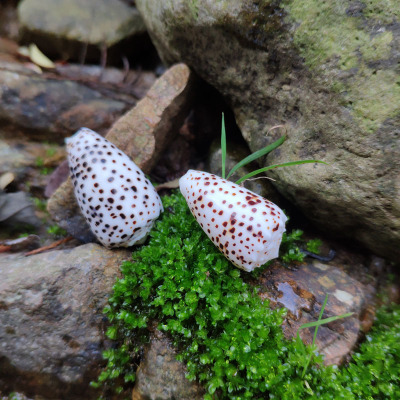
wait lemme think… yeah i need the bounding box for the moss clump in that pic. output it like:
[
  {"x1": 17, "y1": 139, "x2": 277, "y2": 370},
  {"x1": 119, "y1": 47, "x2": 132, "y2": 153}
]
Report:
[
  {"x1": 338, "y1": 305, "x2": 400, "y2": 398},
  {"x1": 95, "y1": 193, "x2": 400, "y2": 399}
]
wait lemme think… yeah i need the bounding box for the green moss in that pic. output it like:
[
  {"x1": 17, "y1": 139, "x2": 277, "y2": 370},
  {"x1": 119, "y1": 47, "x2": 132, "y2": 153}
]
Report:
[
  {"x1": 337, "y1": 305, "x2": 400, "y2": 398},
  {"x1": 95, "y1": 193, "x2": 400, "y2": 399},
  {"x1": 363, "y1": 0, "x2": 400, "y2": 23},
  {"x1": 349, "y1": 68, "x2": 400, "y2": 133},
  {"x1": 283, "y1": 0, "x2": 399, "y2": 132}
]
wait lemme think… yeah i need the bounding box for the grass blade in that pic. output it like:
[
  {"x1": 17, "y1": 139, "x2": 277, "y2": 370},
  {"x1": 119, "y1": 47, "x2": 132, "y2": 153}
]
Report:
[
  {"x1": 298, "y1": 294, "x2": 353, "y2": 378},
  {"x1": 235, "y1": 160, "x2": 327, "y2": 185},
  {"x1": 221, "y1": 113, "x2": 226, "y2": 179},
  {"x1": 300, "y1": 294, "x2": 329, "y2": 378},
  {"x1": 298, "y1": 312, "x2": 354, "y2": 331},
  {"x1": 226, "y1": 135, "x2": 286, "y2": 180}
]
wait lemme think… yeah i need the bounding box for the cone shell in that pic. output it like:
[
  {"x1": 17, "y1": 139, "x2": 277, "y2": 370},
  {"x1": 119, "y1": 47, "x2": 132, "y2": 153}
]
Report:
[
  {"x1": 66, "y1": 127, "x2": 163, "y2": 248},
  {"x1": 179, "y1": 170, "x2": 287, "y2": 271}
]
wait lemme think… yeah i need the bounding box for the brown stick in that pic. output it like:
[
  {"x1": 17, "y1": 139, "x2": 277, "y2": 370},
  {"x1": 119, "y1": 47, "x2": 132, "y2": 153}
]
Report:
[
  {"x1": 25, "y1": 236, "x2": 73, "y2": 256},
  {"x1": 0, "y1": 245, "x2": 12, "y2": 253}
]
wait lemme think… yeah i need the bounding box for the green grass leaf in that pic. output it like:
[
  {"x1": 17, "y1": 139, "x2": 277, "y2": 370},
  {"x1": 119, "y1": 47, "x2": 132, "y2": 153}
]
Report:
[
  {"x1": 221, "y1": 113, "x2": 226, "y2": 179},
  {"x1": 298, "y1": 295, "x2": 353, "y2": 378},
  {"x1": 235, "y1": 160, "x2": 328, "y2": 184},
  {"x1": 226, "y1": 135, "x2": 286, "y2": 180},
  {"x1": 298, "y1": 313, "x2": 354, "y2": 331}
]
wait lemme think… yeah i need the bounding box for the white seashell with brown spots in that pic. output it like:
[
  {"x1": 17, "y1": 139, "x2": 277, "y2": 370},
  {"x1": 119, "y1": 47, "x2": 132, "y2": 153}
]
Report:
[
  {"x1": 66, "y1": 127, "x2": 163, "y2": 248},
  {"x1": 179, "y1": 170, "x2": 288, "y2": 272}
]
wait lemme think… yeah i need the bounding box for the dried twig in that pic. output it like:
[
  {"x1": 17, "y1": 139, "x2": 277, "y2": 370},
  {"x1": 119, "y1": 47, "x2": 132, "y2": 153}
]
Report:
[
  {"x1": 0, "y1": 245, "x2": 12, "y2": 253},
  {"x1": 25, "y1": 236, "x2": 73, "y2": 257}
]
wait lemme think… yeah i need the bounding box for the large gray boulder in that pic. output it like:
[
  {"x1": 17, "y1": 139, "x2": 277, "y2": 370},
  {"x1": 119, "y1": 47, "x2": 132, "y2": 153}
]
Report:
[
  {"x1": 0, "y1": 243, "x2": 130, "y2": 398},
  {"x1": 136, "y1": 0, "x2": 400, "y2": 262}
]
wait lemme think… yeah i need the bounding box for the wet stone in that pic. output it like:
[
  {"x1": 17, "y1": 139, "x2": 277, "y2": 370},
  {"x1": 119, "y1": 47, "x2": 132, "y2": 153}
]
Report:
[
  {"x1": 0, "y1": 243, "x2": 130, "y2": 398},
  {"x1": 258, "y1": 249, "x2": 379, "y2": 365},
  {"x1": 131, "y1": 330, "x2": 205, "y2": 400}
]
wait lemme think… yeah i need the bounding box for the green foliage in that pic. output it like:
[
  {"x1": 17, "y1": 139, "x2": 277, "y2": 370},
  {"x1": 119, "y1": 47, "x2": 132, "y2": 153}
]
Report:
[
  {"x1": 336, "y1": 305, "x2": 400, "y2": 399},
  {"x1": 220, "y1": 113, "x2": 226, "y2": 179},
  {"x1": 99, "y1": 193, "x2": 325, "y2": 398},
  {"x1": 226, "y1": 135, "x2": 286, "y2": 180},
  {"x1": 97, "y1": 193, "x2": 400, "y2": 399},
  {"x1": 33, "y1": 197, "x2": 47, "y2": 212},
  {"x1": 235, "y1": 160, "x2": 328, "y2": 185},
  {"x1": 46, "y1": 224, "x2": 67, "y2": 237},
  {"x1": 35, "y1": 155, "x2": 54, "y2": 175},
  {"x1": 45, "y1": 146, "x2": 57, "y2": 157},
  {"x1": 39, "y1": 167, "x2": 54, "y2": 176},
  {"x1": 306, "y1": 238, "x2": 322, "y2": 254},
  {"x1": 35, "y1": 156, "x2": 44, "y2": 168},
  {"x1": 280, "y1": 229, "x2": 308, "y2": 263},
  {"x1": 297, "y1": 294, "x2": 353, "y2": 378}
]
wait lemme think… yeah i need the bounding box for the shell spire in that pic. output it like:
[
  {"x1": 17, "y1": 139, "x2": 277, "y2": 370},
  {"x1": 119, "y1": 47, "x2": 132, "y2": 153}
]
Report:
[
  {"x1": 66, "y1": 127, "x2": 163, "y2": 248},
  {"x1": 179, "y1": 170, "x2": 287, "y2": 271}
]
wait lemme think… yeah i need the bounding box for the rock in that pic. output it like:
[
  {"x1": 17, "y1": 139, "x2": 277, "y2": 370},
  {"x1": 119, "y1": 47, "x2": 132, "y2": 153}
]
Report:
[
  {"x1": 54, "y1": 65, "x2": 157, "y2": 99},
  {"x1": 0, "y1": 136, "x2": 65, "y2": 195},
  {"x1": 0, "y1": 69, "x2": 127, "y2": 141},
  {"x1": 0, "y1": 2, "x2": 19, "y2": 40},
  {"x1": 0, "y1": 243, "x2": 130, "y2": 398},
  {"x1": 258, "y1": 249, "x2": 378, "y2": 365},
  {"x1": 48, "y1": 64, "x2": 197, "y2": 242},
  {"x1": 44, "y1": 160, "x2": 69, "y2": 198},
  {"x1": 106, "y1": 63, "x2": 197, "y2": 173},
  {"x1": 136, "y1": 0, "x2": 400, "y2": 262},
  {"x1": 0, "y1": 191, "x2": 40, "y2": 229},
  {"x1": 0, "y1": 235, "x2": 40, "y2": 253},
  {"x1": 18, "y1": 0, "x2": 146, "y2": 60},
  {"x1": 131, "y1": 330, "x2": 204, "y2": 400},
  {"x1": 47, "y1": 178, "x2": 96, "y2": 244}
]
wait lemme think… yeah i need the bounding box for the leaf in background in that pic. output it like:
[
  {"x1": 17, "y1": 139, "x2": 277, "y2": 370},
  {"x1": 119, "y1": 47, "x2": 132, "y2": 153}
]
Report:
[
  {"x1": 226, "y1": 135, "x2": 286, "y2": 179},
  {"x1": 0, "y1": 172, "x2": 14, "y2": 190},
  {"x1": 28, "y1": 43, "x2": 55, "y2": 69},
  {"x1": 155, "y1": 178, "x2": 180, "y2": 192},
  {"x1": 235, "y1": 160, "x2": 328, "y2": 185}
]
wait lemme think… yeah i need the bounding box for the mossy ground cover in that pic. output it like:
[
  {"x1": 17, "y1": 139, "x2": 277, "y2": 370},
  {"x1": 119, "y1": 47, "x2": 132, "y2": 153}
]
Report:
[{"x1": 95, "y1": 193, "x2": 400, "y2": 399}]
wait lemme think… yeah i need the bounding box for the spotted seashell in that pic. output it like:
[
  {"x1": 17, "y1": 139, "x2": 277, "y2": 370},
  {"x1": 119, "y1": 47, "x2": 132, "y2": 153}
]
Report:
[
  {"x1": 66, "y1": 127, "x2": 163, "y2": 248},
  {"x1": 179, "y1": 170, "x2": 287, "y2": 271}
]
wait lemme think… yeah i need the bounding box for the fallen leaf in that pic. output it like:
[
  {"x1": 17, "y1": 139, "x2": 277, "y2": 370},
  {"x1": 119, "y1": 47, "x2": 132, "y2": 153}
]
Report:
[
  {"x1": 28, "y1": 43, "x2": 55, "y2": 69},
  {"x1": 0, "y1": 172, "x2": 14, "y2": 190},
  {"x1": 155, "y1": 178, "x2": 180, "y2": 192},
  {"x1": 18, "y1": 46, "x2": 30, "y2": 58}
]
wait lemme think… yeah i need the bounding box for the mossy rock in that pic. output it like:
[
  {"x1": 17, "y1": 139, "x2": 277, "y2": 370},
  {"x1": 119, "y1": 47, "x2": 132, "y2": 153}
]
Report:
[{"x1": 136, "y1": 0, "x2": 400, "y2": 263}]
